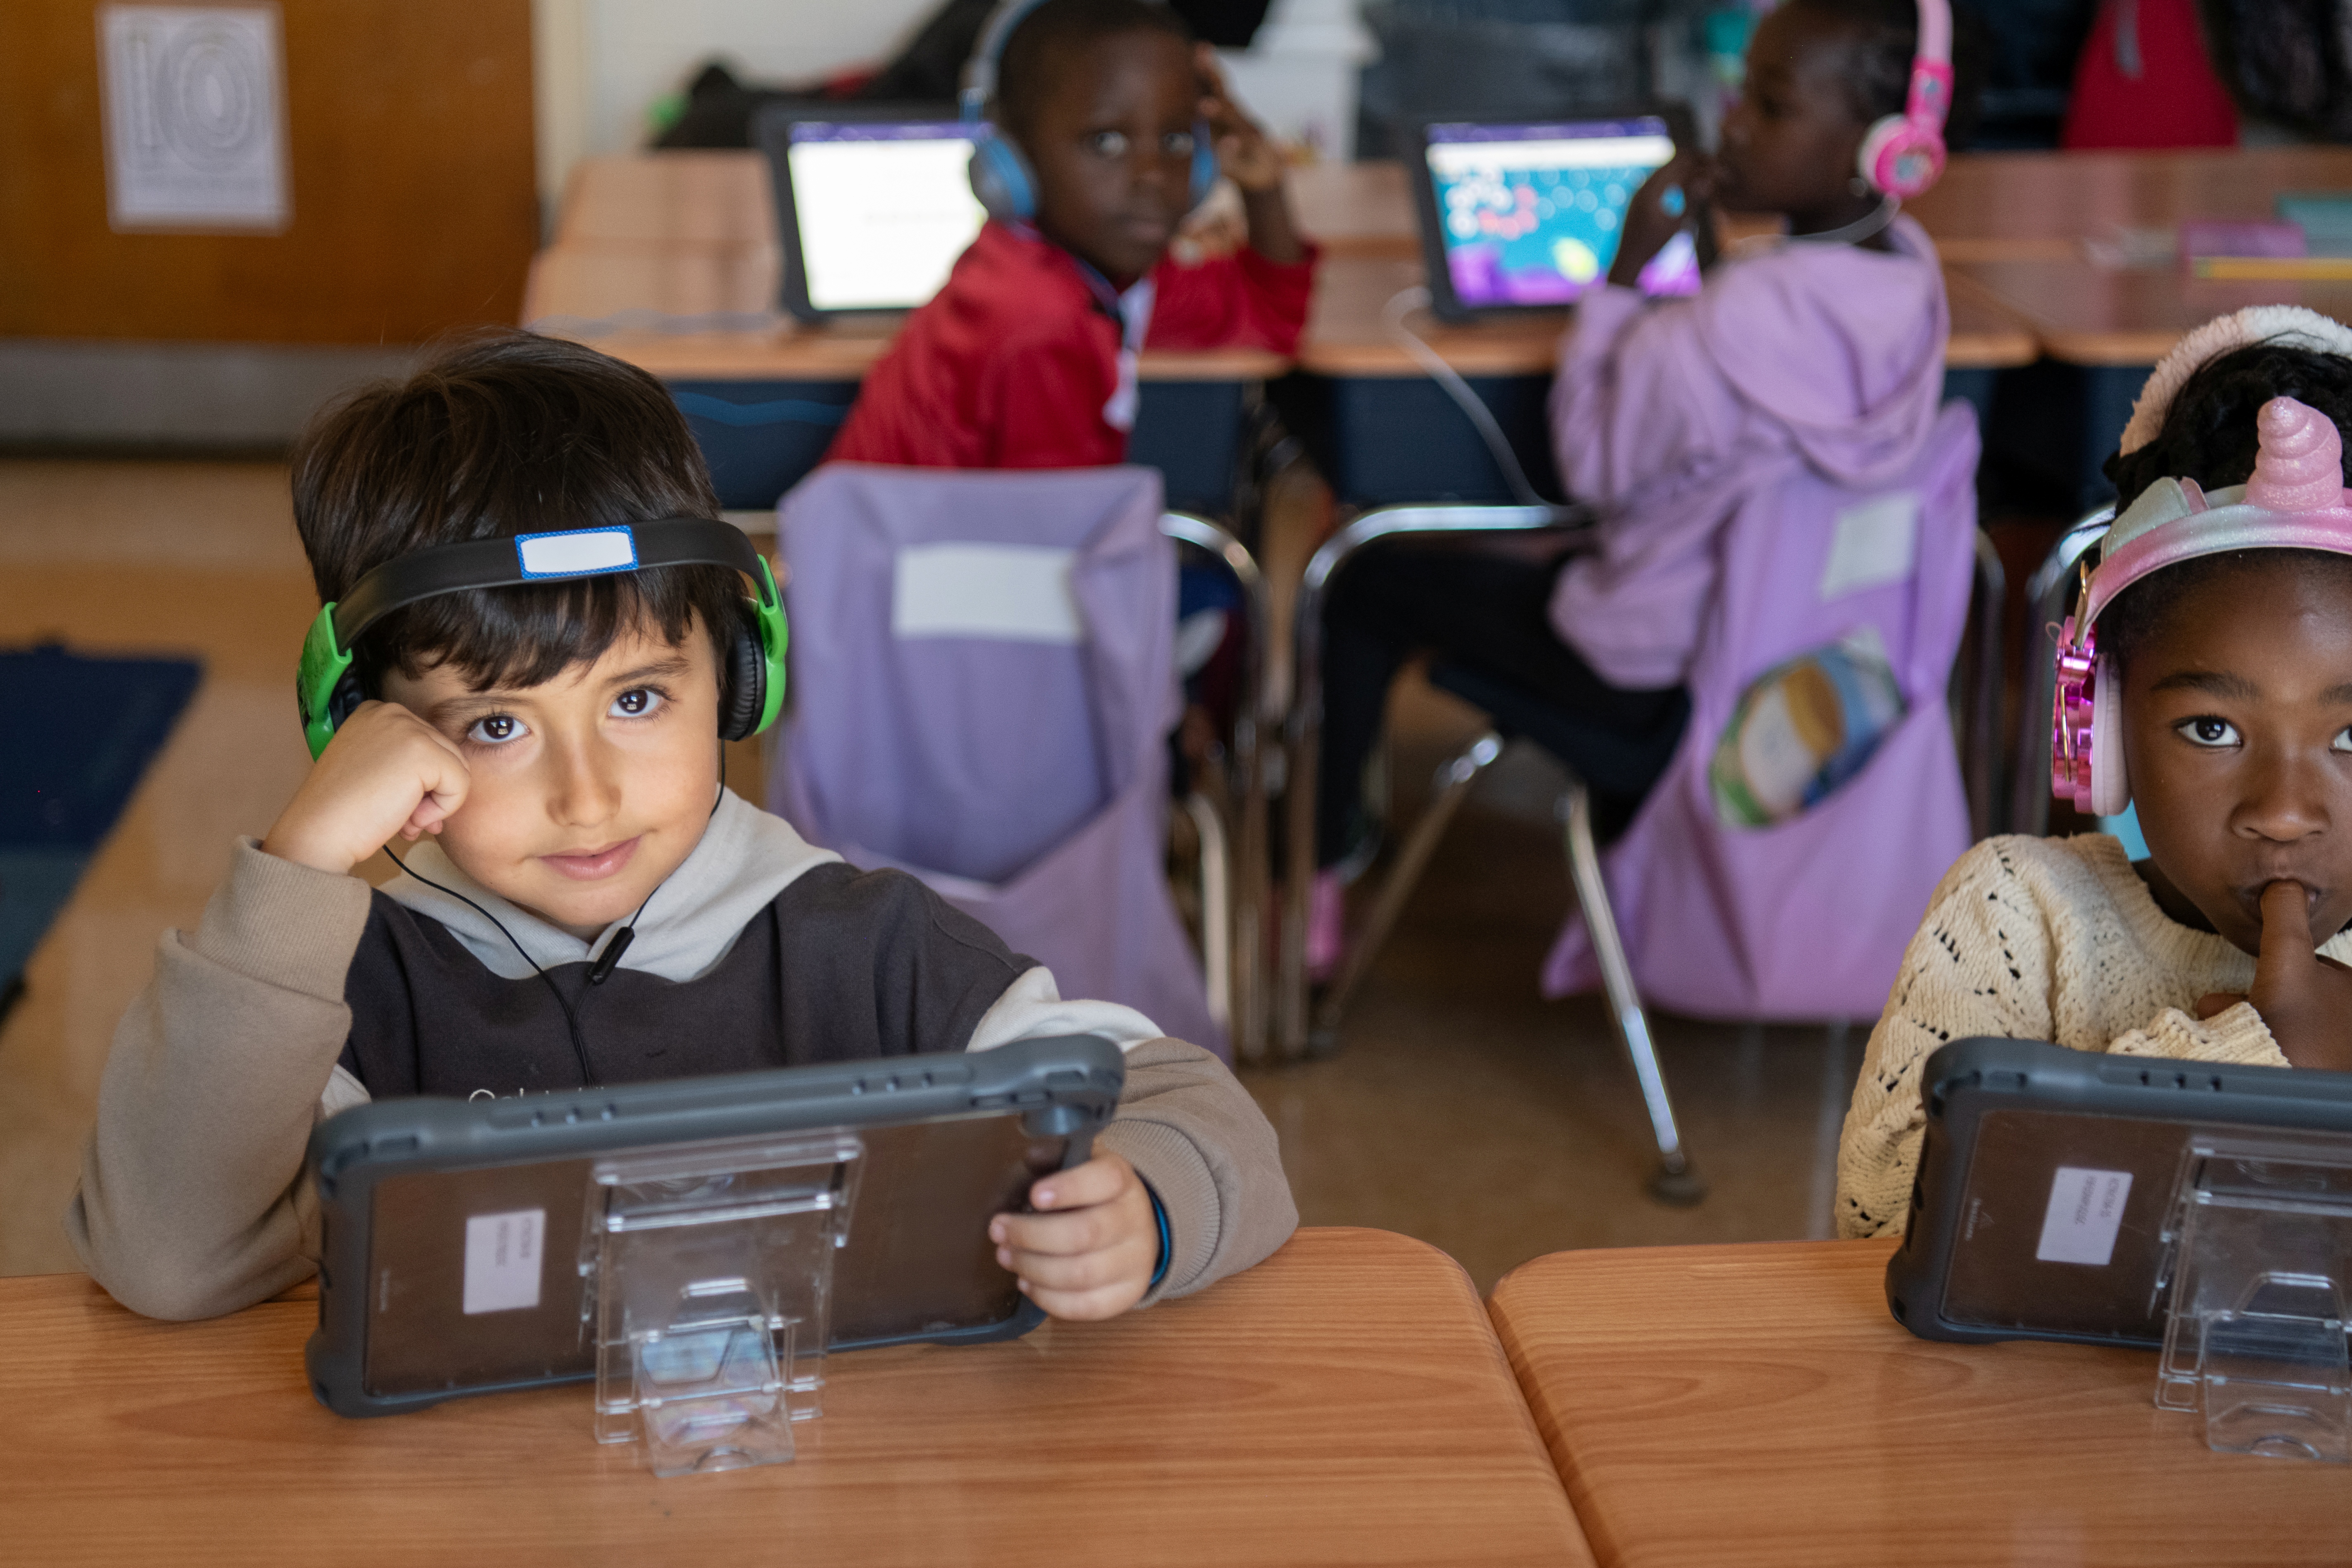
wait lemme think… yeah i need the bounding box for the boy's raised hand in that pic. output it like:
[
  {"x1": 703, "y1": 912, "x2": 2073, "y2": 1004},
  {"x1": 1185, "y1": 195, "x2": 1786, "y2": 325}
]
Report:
[
  {"x1": 261, "y1": 701, "x2": 471, "y2": 878},
  {"x1": 1194, "y1": 44, "x2": 1282, "y2": 194},
  {"x1": 2201, "y1": 880, "x2": 2352, "y2": 1071},
  {"x1": 989, "y1": 1150, "x2": 1158, "y2": 1320}
]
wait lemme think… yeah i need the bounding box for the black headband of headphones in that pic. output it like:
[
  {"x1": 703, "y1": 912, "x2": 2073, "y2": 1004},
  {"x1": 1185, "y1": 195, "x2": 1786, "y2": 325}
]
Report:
[{"x1": 328, "y1": 516, "x2": 766, "y2": 653}]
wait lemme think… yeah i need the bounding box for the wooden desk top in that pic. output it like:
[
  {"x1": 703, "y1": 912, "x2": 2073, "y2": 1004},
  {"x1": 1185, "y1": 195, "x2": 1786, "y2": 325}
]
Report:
[
  {"x1": 0, "y1": 1228, "x2": 1589, "y2": 1568},
  {"x1": 1951, "y1": 255, "x2": 2352, "y2": 366},
  {"x1": 1907, "y1": 146, "x2": 2352, "y2": 264},
  {"x1": 1491, "y1": 1238, "x2": 2352, "y2": 1568},
  {"x1": 1287, "y1": 159, "x2": 1418, "y2": 259},
  {"x1": 1300, "y1": 256, "x2": 2038, "y2": 378}
]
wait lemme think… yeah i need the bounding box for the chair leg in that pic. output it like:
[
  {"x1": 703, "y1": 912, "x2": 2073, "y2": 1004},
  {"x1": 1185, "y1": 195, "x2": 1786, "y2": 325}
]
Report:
[
  {"x1": 1561, "y1": 781, "x2": 1706, "y2": 1206},
  {"x1": 1308, "y1": 732, "x2": 1506, "y2": 1056},
  {"x1": 1181, "y1": 791, "x2": 1233, "y2": 1038}
]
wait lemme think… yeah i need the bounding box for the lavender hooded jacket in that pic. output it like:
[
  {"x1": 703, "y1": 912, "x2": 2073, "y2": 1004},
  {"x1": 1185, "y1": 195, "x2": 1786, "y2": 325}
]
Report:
[{"x1": 1547, "y1": 216, "x2": 1951, "y2": 689}]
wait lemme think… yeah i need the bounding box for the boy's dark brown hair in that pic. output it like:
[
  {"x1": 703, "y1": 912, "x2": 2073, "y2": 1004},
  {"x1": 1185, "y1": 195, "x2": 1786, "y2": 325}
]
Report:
[
  {"x1": 997, "y1": 0, "x2": 1192, "y2": 140},
  {"x1": 291, "y1": 330, "x2": 740, "y2": 695}
]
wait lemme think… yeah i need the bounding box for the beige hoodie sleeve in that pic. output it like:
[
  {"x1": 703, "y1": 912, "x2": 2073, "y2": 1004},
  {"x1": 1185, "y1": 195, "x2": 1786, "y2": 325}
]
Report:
[
  {"x1": 1097, "y1": 1037, "x2": 1298, "y2": 1304},
  {"x1": 65, "y1": 839, "x2": 373, "y2": 1320}
]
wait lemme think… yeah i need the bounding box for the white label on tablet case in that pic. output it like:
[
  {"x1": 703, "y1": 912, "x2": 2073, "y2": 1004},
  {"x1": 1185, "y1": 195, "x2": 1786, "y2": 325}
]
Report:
[
  {"x1": 462, "y1": 1209, "x2": 544, "y2": 1314},
  {"x1": 2035, "y1": 1167, "x2": 2132, "y2": 1266}
]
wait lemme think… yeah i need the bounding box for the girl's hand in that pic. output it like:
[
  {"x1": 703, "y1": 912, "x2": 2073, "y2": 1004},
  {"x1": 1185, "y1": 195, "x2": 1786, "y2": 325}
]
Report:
[
  {"x1": 988, "y1": 1152, "x2": 1159, "y2": 1321},
  {"x1": 1608, "y1": 150, "x2": 1715, "y2": 289},
  {"x1": 2243, "y1": 879, "x2": 2352, "y2": 1071},
  {"x1": 261, "y1": 700, "x2": 471, "y2": 877},
  {"x1": 1195, "y1": 45, "x2": 1282, "y2": 194}
]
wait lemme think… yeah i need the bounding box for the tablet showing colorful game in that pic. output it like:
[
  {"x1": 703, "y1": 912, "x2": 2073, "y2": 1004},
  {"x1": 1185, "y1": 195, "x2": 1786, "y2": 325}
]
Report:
[{"x1": 1411, "y1": 114, "x2": 1698, "y2": 319}]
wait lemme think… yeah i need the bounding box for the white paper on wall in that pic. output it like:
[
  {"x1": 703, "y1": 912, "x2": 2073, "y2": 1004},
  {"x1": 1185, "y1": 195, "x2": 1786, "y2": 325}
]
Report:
[{"x1": 98, "y1": 5, "x2": 289, "y2": 233}]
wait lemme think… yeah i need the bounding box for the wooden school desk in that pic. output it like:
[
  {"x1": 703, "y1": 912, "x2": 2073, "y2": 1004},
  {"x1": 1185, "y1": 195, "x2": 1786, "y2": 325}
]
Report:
[
  {"x1": 0, "y1": 1228, "x2": 1589, "y2": 1568},
  {"x1": 524, "y1": 152, "x2": 1284, "y2": 513},
  {"x1": 1490, "y1": 1238, "x2": 2352, "y2": 1568},
  {"x1": 1904, "y1": 145, "x2": 2352, "y2": 264}
]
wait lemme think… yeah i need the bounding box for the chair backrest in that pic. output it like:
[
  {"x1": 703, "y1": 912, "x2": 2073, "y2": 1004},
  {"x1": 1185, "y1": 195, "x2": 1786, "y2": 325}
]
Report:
[
  {"x1": 771, "y1": 461, "x2": 1221, "y2": 1052},
  {"x1": 1544, "y1": 399, "x2": 1984, "y2": 1020}
]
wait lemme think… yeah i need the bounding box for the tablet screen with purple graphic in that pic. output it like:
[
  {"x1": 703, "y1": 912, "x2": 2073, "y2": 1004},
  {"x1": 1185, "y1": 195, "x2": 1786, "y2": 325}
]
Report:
[{"x1": 1422, "y1": 118, "x2": 1698, "y2": 309}]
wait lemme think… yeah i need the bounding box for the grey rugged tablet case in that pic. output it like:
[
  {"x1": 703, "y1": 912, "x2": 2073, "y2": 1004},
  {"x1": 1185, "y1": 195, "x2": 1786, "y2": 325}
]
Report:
[
  {"x1": 1885, "y1": 1036, "x2": 2352, "y2": 1348},
  {"x1": 305, "y1": 1034, "x2": 1123, "y2": 1416}
]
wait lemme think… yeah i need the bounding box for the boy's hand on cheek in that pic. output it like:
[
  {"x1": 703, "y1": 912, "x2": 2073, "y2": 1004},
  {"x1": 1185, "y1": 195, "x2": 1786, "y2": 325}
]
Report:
[
  {"x1": 261, "y1": 701, "x2": 471, "y2": 878},
  {"x1": 2246, "y1": 879, "x2": 2352, "y2": 1072},
  {"x1": 989, "y1": 1152, "x2": 1157, "y2": 1321}
]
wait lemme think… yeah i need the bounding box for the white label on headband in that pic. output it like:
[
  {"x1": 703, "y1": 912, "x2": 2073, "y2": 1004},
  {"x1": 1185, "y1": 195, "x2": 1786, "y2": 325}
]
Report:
[
  {"x1": 515, "y1": 527, "x2": 637, "y2": 580},
  {"x1": 1820, "y1": 492, "x2": 1919, "y2": 600},
  {"x1": 893, "y1": 544, "x2": 1082, "y2": 643},
  {"x1": 2035, "y1": 1166, "x2": 2132, "y2": 1266},
  {"x1": 462, "y1": 1208, "x2": 544, "y2": 1314}
]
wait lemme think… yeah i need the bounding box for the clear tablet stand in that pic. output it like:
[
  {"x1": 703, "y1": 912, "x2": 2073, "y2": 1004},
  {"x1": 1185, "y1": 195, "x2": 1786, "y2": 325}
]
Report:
[
  {"x1": 2155, "y1": 1129, "x2": 2352, "y2": 1463},
  {"x1": 582, "y1": 1131, "x2": 862, "y2": 1478}
]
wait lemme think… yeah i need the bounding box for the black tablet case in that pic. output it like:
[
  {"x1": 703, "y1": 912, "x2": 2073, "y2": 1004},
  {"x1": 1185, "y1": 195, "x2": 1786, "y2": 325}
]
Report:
[
  {"x1": 1405, "y1": 104, "x2": 1697, "y2": 325},
  {"x1": 306, "y1": 1034, "x2": 1122, "y2": 1416},
  {"x1": 1885, "y1": 1036, "x2": 2352, "y2": 1347}
]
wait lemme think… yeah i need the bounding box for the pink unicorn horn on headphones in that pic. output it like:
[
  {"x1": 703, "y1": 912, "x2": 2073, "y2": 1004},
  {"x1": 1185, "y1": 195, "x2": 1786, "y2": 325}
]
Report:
[{"x1": 2053, "y1": 394, "x2": 2352, "y2": 818}]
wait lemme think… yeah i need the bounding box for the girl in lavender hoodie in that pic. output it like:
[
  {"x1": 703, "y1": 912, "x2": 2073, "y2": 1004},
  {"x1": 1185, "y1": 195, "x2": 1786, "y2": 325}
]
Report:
[{"x1": 1308, "y1": 0, "x2": 1979, "y2": 975}]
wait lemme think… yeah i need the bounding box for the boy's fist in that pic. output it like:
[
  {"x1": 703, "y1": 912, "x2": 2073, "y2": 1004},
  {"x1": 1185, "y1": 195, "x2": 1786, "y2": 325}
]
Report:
[
  {"x1": 989, "y1": 1151, "x2": 1159, "y2": 1321},
  {"x1": 261, "y1": 701, "x2": 471, "y2": 877},
  {"x1": 1195, "y1": 45, "x2": 1281, "y2": 194}
]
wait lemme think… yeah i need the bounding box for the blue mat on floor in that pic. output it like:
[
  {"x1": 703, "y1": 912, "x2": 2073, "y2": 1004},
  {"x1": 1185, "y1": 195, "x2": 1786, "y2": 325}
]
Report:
[{"x1": 0, "y1": 645, "x2": 203, "y2": 1002}]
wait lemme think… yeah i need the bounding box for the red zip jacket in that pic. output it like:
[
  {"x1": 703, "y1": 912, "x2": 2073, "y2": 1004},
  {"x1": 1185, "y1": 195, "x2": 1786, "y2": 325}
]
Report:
[{"x1": 826, "y1": 220, "x2": 1317, "y2": 470}]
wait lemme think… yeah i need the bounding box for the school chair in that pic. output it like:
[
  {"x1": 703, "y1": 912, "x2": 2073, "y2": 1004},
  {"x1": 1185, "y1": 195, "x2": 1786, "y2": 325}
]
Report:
[
  {"x1": 766, "y1": 463, "x2": 1266, "y2": 1060},
  {"x1": 1279, "y1": 403, "x2": 1988, "y2": 1201},
  {"x1": 2008, "y1": 504, "x2": 2118, "y2": 838},
  {"x1": 1274, "y1": 499, "x2": 1701, "y2": 1201}
]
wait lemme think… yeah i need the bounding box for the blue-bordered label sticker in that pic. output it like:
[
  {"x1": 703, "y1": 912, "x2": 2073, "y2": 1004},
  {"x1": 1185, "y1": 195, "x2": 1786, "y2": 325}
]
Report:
[{"x1": 514, "y1": 527, "x2": 638, "y2": 580}]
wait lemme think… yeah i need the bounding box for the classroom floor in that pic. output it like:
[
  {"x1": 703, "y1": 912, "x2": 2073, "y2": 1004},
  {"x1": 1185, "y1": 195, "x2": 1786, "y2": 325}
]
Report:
[{"x1": 0, "y1": 456, "x2": 1862, "y2": 1290}]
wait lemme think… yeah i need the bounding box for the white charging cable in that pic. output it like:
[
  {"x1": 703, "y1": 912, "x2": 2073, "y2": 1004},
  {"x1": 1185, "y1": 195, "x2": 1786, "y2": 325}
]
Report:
[{"x1": 1380, "y1": 286, "x2": 1547, "y2": 508}]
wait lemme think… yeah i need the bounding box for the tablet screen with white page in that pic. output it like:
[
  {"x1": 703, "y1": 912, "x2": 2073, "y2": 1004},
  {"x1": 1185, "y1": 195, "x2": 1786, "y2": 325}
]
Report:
[{"x1": 765, "y1": 115, "x2": 989, "y2": 319}]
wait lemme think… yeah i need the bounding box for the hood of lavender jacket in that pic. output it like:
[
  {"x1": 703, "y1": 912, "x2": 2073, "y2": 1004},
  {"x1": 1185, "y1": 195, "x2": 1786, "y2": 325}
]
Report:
[{"x1": 1547, "y1": 215, "x2": 1949, "y2": 689}]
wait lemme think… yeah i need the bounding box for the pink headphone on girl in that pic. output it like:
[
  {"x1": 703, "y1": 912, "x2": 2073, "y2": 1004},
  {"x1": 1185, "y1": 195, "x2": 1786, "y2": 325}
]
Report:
[
  {"x1": 2051, "y1": 394, "x2": 2352, "y2": 817},
  {"x1": 1858, "y1": 0, "x2": 1953, "y2": 200}
]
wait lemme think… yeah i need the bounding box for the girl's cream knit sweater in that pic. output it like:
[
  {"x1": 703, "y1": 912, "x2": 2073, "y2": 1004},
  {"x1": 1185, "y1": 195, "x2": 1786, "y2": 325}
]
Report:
[{"x1": 1834, "y1": 832, "x2": 2347, "y2": 1239}]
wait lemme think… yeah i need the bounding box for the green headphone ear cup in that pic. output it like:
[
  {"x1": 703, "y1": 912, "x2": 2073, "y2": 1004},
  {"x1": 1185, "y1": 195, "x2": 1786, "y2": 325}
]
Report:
[
  {"x1": 297, "y1": 603, "x2": 356, "y2": 760},
  {"x1": 749, "y1": 557, "x2": 787, "y2": 736}
]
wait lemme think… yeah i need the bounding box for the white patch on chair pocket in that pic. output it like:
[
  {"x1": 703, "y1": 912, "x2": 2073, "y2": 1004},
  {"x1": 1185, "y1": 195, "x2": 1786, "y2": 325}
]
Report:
[
  {"x1": 892, "y1": 544, "x2": 1083, "y2": 642},
  {"x1": 1819, "y1": 492, "x2": 1919, "y2": 600}
]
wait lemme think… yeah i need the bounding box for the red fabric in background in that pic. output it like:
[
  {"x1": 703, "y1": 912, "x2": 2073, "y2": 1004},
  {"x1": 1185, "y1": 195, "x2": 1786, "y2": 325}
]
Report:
[
  {"x1": 2061, "y1": 0, "x2": 2239, "y2": 149},
  {"x1": 826, "y1": 221, "x2": 1316, "y2": 470}
]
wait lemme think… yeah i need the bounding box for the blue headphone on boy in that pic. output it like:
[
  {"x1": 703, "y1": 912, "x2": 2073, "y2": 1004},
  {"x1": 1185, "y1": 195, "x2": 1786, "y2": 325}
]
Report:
[
  {"x1": 961, "y1": 0, "x2": 1220, "y2": 224},
  {"x1": 294, "y1": 518, "x2": 788, "y2": 761}
]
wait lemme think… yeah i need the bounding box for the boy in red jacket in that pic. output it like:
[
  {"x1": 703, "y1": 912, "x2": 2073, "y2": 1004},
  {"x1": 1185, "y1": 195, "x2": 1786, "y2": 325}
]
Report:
[{"x1": 827, "y1": 0, "x2": 1315, "y2": 470}]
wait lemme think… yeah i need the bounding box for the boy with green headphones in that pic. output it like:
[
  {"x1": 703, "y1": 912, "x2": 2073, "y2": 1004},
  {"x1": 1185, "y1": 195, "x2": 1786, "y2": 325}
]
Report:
[{"x1": 68, "y1": 330, "x2": 1293, "y2": 1321}]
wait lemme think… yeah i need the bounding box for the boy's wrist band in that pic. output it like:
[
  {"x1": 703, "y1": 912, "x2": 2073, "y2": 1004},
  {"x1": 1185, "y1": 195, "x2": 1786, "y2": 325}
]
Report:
[{"x1": 1146, "y1": 1182, "x2": 1171, "y2": 1288}]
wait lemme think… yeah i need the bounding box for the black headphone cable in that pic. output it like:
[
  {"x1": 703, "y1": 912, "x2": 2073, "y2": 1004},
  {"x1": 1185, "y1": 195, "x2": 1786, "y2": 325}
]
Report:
[{"x1": 381, "y1": 845, "x2": 600, "y2": 1089}]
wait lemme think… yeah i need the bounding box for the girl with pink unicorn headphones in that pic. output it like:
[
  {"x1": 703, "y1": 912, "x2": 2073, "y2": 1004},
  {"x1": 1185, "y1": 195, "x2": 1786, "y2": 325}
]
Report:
[{"x1": 1839, "y1": 306, "x2": 2352, "y2": 1240}]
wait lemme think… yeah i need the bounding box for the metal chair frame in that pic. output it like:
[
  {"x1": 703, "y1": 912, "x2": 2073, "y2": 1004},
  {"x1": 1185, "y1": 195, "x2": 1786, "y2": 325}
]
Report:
[
  {"x1": 1272, "y1": 501, "x2": 1703, "y2": 1203},
  {"x1": 2008, "y1": 506, "x2": 2116, "y2": 841},
  {"x1": 1160, "y1": 511, "x2": 1271, "y2": 1056}
]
